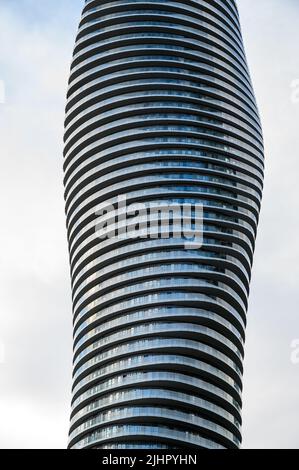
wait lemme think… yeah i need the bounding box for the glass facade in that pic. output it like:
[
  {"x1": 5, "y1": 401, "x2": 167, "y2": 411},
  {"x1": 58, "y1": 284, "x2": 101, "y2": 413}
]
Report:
[{"x1": 64, "y1": 0, "x2": 264, "y2": 449}]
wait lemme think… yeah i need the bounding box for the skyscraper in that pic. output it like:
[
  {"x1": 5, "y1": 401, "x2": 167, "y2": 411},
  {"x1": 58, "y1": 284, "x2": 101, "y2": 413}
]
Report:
[{"x1": 64, "y1": 0, "x2": 264, "y2": 449}]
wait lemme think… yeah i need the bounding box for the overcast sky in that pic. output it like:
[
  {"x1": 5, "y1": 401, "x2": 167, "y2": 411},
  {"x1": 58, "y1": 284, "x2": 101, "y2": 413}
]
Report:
[{"x1": 0, "y1": 0, "x2": 298, "y2": 449}]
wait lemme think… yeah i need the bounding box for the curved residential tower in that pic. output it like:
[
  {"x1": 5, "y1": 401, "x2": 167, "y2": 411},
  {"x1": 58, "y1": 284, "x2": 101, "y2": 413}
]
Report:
[{"x1": 64, "y1": 0, "x2": 264, "y2": 449}]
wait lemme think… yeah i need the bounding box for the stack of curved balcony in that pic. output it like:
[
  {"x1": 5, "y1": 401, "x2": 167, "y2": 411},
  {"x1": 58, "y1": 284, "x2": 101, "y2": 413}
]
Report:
[{"x1": 64, "y1": 0, "x2": 264, "y2": 449}]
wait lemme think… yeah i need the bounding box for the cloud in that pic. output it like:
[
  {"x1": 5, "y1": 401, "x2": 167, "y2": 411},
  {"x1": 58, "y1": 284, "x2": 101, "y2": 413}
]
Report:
[
  {"x1": 238, "y1": 0, "x2": 299, "y2": 449},
  {"x1": 0, "y1": 0, "x2": 298, "y2": 449},
  {"x1": 0, "y1": 0, "x2": 82, "y2": 450}
]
